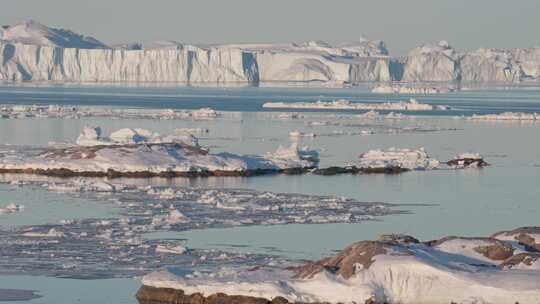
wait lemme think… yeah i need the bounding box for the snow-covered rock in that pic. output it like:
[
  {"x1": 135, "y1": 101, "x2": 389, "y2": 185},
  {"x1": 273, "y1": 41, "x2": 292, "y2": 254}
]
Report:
[
  {"x1": 0, "y1": 128, "x2": 319, "y2": 176},
  {"x1": 446, "y1": 153, "x2": 489, "y2": 168},
  {"x1": 140, "y1": 227, "x2": 540, "y2": 304}
]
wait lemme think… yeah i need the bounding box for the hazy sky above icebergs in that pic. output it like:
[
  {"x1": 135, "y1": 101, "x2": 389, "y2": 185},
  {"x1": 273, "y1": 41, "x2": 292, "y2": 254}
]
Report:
[{"x1": 2, "y1": 0, "x2": 539, "y2": 55}]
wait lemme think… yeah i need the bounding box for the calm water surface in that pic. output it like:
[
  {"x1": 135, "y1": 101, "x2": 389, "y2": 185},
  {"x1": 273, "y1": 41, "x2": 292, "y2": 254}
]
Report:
[{"x1": 1, "y1": 84, "x2": 539, "y2": 303}]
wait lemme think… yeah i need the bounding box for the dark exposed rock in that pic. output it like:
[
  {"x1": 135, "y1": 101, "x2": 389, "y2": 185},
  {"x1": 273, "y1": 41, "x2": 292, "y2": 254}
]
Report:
[
  {"x1": 292, "y1": 241, "x2": 390, "y2": 279},
  {"x1": 311, "y1": 166, "x2": 360, "y2": 175},
  {"x1": 136, "y1": 285, "x2": 274, "y2": 304},
  {"x1": 500, "y1": 252, "x2": 540, "y2": 269},
  {"x1": 492, "y1": 227, "x2": 540, "y2": 252},
  {"x1": 426, "y1": 236, "x2": 514, "y2": 261},
  {"x1": 136, "y1": 285, "x2": 383, "y2": 304},
  {"x1": 136, "y1": 227, "x2": 540, "y2": 304},
  {"x1": 446, "y1": 158, "x2": 489, "y2": 168},
  {"x1": 378, "y1": 234, "x2": 420, "y2": 244}
]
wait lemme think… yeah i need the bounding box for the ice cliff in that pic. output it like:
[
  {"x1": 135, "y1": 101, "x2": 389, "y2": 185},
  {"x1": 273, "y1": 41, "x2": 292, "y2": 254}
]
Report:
[{"x1": 2, "y1": 21, "x2": 540, "y2": 85}]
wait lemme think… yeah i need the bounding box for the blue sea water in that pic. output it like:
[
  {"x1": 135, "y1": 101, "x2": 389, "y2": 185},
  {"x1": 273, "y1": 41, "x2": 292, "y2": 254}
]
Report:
[{"x1": 0, "y1": 84, "x2": 539, "y2": 303}]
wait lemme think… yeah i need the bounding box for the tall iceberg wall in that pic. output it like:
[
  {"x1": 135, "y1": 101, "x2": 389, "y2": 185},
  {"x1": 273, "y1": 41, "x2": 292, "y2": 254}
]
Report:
[
  {"x1": 4, "y1": 37, "x2": 540, "y2": 85},
  {"x1": 0, "y1": 42, "x2": 258, "y2": 84}
]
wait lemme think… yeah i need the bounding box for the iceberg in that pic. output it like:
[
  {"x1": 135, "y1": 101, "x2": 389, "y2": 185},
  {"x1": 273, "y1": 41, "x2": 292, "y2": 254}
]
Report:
[{"x1": 3, "y1": 21, "x2": 540, "y2": 84}]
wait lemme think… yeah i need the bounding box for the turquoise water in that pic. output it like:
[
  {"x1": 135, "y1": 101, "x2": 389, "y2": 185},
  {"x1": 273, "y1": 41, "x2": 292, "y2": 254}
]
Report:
[{"x1": 1, "y1": 85, "x2": 540, "y2": 303}]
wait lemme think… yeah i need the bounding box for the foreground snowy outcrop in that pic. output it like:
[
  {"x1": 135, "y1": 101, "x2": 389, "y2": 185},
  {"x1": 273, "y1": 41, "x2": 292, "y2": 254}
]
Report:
[
  {"x1": 0, "y1": 128, "x2": 318, "y2": 177},
  {"x1": 263, "y1": 98, "x2": 450, "y2": 111},
  {"x1": 140, "y1": 227, "x2": 540, "y2": 304}
]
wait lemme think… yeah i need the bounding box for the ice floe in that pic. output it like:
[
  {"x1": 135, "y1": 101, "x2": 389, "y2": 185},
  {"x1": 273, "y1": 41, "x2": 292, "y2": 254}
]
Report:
[
  {"x1": 0, "y1": 104, "x2": 220, "y2": 120},
  {"x1": 263, "y1": 98, "x2": 450, "y2": 111},
  {"x1": 0, "y1": 127, "x2": 319, "y2": 177},
  {"x1": 469, "y1": 112, "x2": 540, "y2": 121},
  {"x1": 0, "y1": 178, "x2": 404, "y2": 278},
  {"x1": 0, "y1": 203, "x2": 24, "y2": 214},
  {"x1": 371, "y1": 83, "x2": 458, "y2": 94},
  {"x1": 141, "y1": 227, "x2": 540, "y2": 304}
]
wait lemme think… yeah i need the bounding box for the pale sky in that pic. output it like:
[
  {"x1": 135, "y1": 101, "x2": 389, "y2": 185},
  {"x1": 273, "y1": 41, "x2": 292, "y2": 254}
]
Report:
[{"x1": 2, "y1": 0, "x2": 539, "y2": 55}]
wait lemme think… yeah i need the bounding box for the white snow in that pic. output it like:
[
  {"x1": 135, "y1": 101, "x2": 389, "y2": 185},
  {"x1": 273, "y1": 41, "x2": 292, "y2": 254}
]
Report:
[
  {"x1": 2, "y1": 22, "x2": 540, "y2": 84},
  {"x1": 0, "y1": 20, "x2": 107, "y2": 49},
  {"x1": 77, "y1": 127, "x2": 200, "y2": 147},
  {"x1": 0, "y1": 128, "x2": 319, "y2": 174},
  {"x1": 0, "y1": 104, "x2": 220, "y2": 121},
  {"x1": 263, "y1": 99, "x2": 450, "y2": 111},
  {"x1": 358, "y1": 148, "x2": 440, "y2": 170},
  {"x1": 143, "y1": 230, "x2": 540, "y2": 304}
]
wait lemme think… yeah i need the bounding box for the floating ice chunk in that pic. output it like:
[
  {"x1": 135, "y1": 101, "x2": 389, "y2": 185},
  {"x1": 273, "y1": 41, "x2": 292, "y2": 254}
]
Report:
[
  {"x1": 23, "y1": 228, "x2": 65, "y2": 238},
  {"x1": 289, "y1": 130, "x2": 317, "y2": 138},
  {"x1": 470, "y1": 112, "x2": 540, "y2": 121},
  {"x1": 356, "y1": 110, "x2": 409, "y2": 120},
  {"x1": 358, "y1": 147, "x2": 440, "y2": 170},
  {"x1": 0, "y1": 203, "x2": 24, "y2": 214},
  {"x1": 191, "y1": 108, "x2": 218, "y2": 119},
  {"x1": 0, "y1": 104, "x2": 220, "y2": 121},
  {"x1": 265, "y1": 143, "x2": 319, "y2": 168},
  {"x1": 166, "y1": 210, "x2": 191, "y2": 225},
  {"x1": 174, "y1": 128, "x2": 209, "y2": 135},
  {"x1": 372, "y1": 83, "x2": 457, "y2": 94},
  {"x1": 156, "y1": 244, "x2": 187, "y2": 255},
  {"x1": 76, "y1": 126, "x2": 104, "y2": 146},
  {"x1": 263, "y1": 98, "x2": 450, "y2": 111}
]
